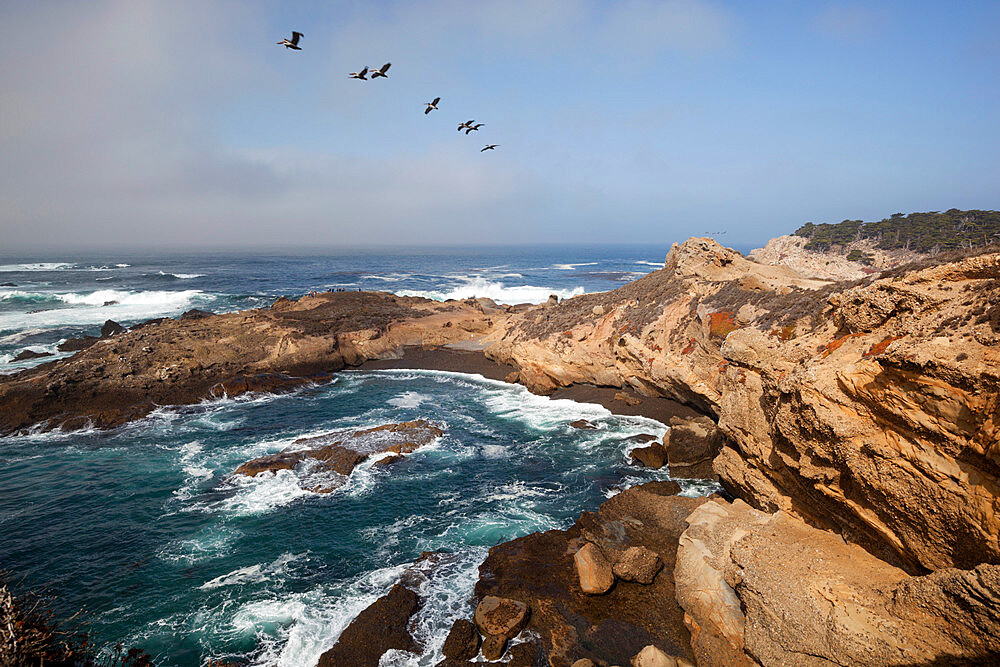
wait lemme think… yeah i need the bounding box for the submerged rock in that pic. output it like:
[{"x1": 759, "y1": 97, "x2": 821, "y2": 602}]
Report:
[
  {"x1": 11, "y1": 349, "x2": 53, "y2": 362},
  {"x1": 234, "y1": 420, "x2": 444, "y2": 493}
]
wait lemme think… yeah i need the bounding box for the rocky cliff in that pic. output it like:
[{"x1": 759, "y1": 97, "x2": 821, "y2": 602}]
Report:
[
  {"x1": 2, "y1": 238, "x2": 999, "y2": 665},
  {"x1": 487, "y1": 239, "x2": 1000, "y2": 576}
]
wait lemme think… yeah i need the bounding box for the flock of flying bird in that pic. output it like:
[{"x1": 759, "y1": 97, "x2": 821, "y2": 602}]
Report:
[{"x1": 277, "y1": 31, "x2": 500, "y2": 153}]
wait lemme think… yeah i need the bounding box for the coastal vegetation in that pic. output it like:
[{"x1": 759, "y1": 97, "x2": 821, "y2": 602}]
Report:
[{"x1": 794, "y1": 209, "x2": 1000, "y2": 254}]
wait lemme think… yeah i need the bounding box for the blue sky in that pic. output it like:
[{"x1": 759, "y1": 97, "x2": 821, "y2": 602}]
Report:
[{"x1": 1, "y1": 0, "x2": 997, "y2": 250}]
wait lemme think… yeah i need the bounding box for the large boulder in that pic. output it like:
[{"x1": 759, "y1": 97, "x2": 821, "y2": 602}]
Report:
[
  {"x1": 631, "y1": 644, "x2": 694, "y2": 667},
  {"x1": 574, "y1": 542, "x2": 615, "y2": 594},
  {"x1": 613, "y1": 546, "x2": 663, "y2": 584},
  {"x1": 474, "y1": 596, "x2": 530, "y2": 660},
  {"x1": 630, "y1": 442, "x2": 667, "y2": 469},
  {"x1": 441, "y1": 618, "x2": 480, "y2": 661},
  {"x1": 100, "y1": 319, "x2": 125, "y2": 337},
  {"x1": 664, "y1": 415, "x2": 723, "y2": 479}
]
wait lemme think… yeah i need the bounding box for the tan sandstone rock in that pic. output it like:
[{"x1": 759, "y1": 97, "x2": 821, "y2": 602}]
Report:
[
  {"x1": 574, "y1": 542, "x2": 615, "y2": 594},
  {"x1": 613, "y1": 546, "x2": 663, "y2": 584}
]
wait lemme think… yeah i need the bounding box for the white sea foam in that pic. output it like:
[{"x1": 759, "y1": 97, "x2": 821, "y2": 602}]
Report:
[
  {"x1": 551, "y1": 262, "x2": 599, "y2": 270},
  {"x1": 157, "y1": 270, "x2": 205, "y2": 279},
  {"x1": 246, "y1": 563, "x2": 410, "y2": 667},
  {"x1": 635, "y1": 260, "x2": 664, "y2": 267},
  {"x1": 0, "y1": 262, "x2": 73, "y2": 272},
  {"x1": 200, "y1": 553, "x2": 306, "y2": 590},
  {"x1": 0, "y1": 289, "x2": 206, "y2": 331},
  {"x1": 386, "y1": 391, "x2": 430, "y2": 408},
  {"x1": 397, "y1": 276, "x2": 584, "y2": 305}
]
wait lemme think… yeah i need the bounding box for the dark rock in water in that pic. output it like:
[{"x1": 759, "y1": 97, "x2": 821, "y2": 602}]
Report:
[
  {"x1": 213, "y1": 373, "x2": 318, "y2": 398},
  {"x1": 233, "y1": 420, "x2": 445, "y2": 493},
  {"x1": 316, "y1": 583, "x2": 420, "y2": 667},
  {"x1": 57, "y1": 336, "x2": 99, "y2": 352},
  {"x1": 627, "y1": 433, "x2": 659, "y2": 444},
  {"x1": 101, "y1": 320, "x2": 125, "y2": 338},
  {"x1": 508, "y1": 640, "x2": 545, "y2": 666},
  {"x1": 630, "y1": 443, "x2": 668, "y2": 469},
  {"x1": 442, "y1": 619, "x2": 480, "y2": 661},
  {"x1": 102, "y1": 300, "x2": 119, "y2": 306},
  {"x1": 11, "y1": 349, "x2": 54, "y2": 362},
  {"x1": 569, "y1": 419, "x2": 597, "y2": 430},
  {"x1": 0, "y1": 282, "x2": 15, "y2": 287},
  {"x1": 180, "y1": 308, "x2": 213, "y2": 320}
]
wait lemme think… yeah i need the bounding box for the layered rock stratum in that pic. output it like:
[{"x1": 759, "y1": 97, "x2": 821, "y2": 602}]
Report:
[{"x1": 2, "y1": 235, "x2": 999, "y2": 665}]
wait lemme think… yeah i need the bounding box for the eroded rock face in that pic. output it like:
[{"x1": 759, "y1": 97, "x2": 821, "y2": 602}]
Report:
[
  {"x1": 674, "y1": 498, "x2": 1000, "y2": 666},
  {"x1": 233, "y1": 420, "x2": 444, "y2": 493},
  {"x1": 488, "y1": 239, "x2": 1000, "y2": 573}
]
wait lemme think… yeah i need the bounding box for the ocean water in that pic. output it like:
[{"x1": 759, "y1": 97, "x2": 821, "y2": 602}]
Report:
[
  {"x1": 0, "y1": 246, "x2": 671, "y2": 372},
  {"x1": 0, "y1": 246, "x2": 718, "y2": 665}
]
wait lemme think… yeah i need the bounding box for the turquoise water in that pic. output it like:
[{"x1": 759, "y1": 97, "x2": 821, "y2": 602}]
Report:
[{"x1": 0, "y1": 369, "x2": 713, "y2": 665}]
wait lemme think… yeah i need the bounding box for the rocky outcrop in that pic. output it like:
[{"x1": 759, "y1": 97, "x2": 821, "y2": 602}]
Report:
[
  {"x1": 10, "y1": 350, "x2": 53, "y2": 362},
  {"x1": 674, "y1": 498, "x2": 1000, "y2": 666},
  {"x1": 316, "y1": 583, "x2": 420, "y2": 666},
  {"x1": 0, "y1": 291, "x2": 509, "y2": 434},
  {"x1": 468, "y1": 482, "x2": 706, "y2": 666},
  {"x1": 748, "y1": 234, "x2": 922, "y2": 280},
  {"x1": 487, "y1": 239, "x2": 1000, "y2": 575},
  {"x1": 234, "y1": 420, "x2": 443, "y2": 492}
]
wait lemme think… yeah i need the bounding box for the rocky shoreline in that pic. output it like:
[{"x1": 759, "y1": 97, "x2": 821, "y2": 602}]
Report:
[{"x1": 2, "y1": 237, "x2": 999, "y2": 664}]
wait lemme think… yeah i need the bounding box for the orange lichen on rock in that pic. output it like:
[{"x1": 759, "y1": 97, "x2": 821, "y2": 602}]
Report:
[
  {"x1": 708, "y1": 311, "x2": 738, "y2": 339},
  {"x1": 864, "y1": 336, "x2": 903, "y2": 358},
  {"x1": 821, "y1": 333, "x2": 864, "y2": 358},
  {"x1": 770, "y1": 325, "x2": 796, "y2": 341},
  {"x1": 681, "y1": 338, "x2": 697, "y2": 354}
]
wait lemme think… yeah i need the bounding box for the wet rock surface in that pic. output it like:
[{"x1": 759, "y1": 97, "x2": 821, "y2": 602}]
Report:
[
  {"x1": 11, "y1": 349, "x2": 53, "y2": 362},
  {"x1": 315, "y1": 582, "x2": 420, "y2": 667},
  {"x1": 234, "y1": 420, "x2": 444, "y2": 492}
]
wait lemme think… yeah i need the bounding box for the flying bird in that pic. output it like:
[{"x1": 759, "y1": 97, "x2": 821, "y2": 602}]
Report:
[
  {"x1": 277, "y1": 32, "x2": 303, "y2": 50},
  {"x1": 348, "y1": 66, "x2": 369, "y2": 80},
  {"x1": 465, "y1": 123, "x2": 485, "y2": 135},
  {"x1": 370, "y1": 62, "x2": 391, "y2": 79},
  {"x1": 457, "y1": 120, "x2": 475, "y2": 131},
  {"x1": 481, "y1": 144, "x2": 499, "y2": 152},
  {"x1": 424, "y1": 97, "x2": 440, "y2": 114}
]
